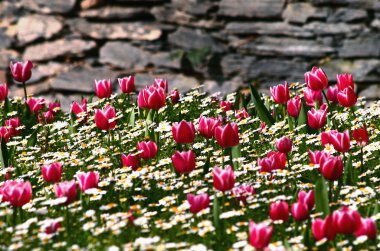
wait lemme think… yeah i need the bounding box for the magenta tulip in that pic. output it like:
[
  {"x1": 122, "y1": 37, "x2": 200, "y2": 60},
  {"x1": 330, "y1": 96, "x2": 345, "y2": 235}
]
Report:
[
  {"x1": 94, "y1": 105, "x2": 116, "y2": 131},
  {"x1": 270, "y1": 201, "x2": 289, "y2": 222},
  {"x1": 287, "y1": 95, "x2": 302, "y2": 118},
  {"x1": 297, "y1": 190, "x2": 315, "y2": 211},
  {"x1": 1, "y1": 180, "x2": 32, "y2": 207},
  {"x1": 355, "y1": 218, "x2": 377, "y2": 240},
  {"x1": 337, "y1": 87, "x2": 357, "y2": 107},
  {"x1": 322, "y1": 130, "x2": 351, "y2": 153},
  {"x1": 54, "y1": 180, "x2": 77, "y2": 205},
  {"x1": 212, "y1": 166, "x2": 235, "y2": 191},
  {"x1": 5, "y1": 117, "x2": 21, "y2": 137},
  {"x1": 303, "y1": 87, "x2": 323, "y2": 107},
  {"x1": 42, "y1": 162, "x2": 62, "y2": 183},
  {"x1": 10, "y1": 60, "x2": 33, "y2": 83},
  {"x1": 220, "y1": 101, "x2": 231, "y2": 113},
  {"x1": 71, "y1": 98, "x2": 87, "y2": 121},
  {"x1": 232, "y1": 184, "x2": 255, "y2": 205},
  {"x1": 172, "y1": 120, "x2": 196, "y2": 144},
  {"x1": 118, "y1": 76, "x2": 135, "y2": 94},
  {"x1": 198, "y1": 116, "x2": 220, "y2": 139},
  {"x1": 352, "y1": 127, "x2": 369, "y2": 147},
  {"x1": 258, "y1": 151, "x2": 286, "y2": 173},
  {"x1": 214, "y1": 123, "x2": 239, "y2": 148},
  {"x1": 121, "y1": 153, "x2": 140, "y2": 171},
  {"x1": 39, "y1": 110, "x2": 55, "y2": 124},
  {"x1": 326, "y1": 85, "x2": 339, "y2": 104},
  {"x1": 307, "y1": 105, "x2": 328, "y2": 130},
  {"x1": 291, "y1": 201, "x2": 309, "y2": 221},
  {"x1": 275, "y1": 136, "x2": 292, "y2": 154},
  {"x1": 248, "y1": 221, "x2": 273, "y2": 250},
  {"x1": 312, "y1": 215, "x2": 337, "y2": 241},
  {"x1": 319, "y1": 155, "x2": 344, "y2": 181},
  {"x1": 234, "y1": 108, "x2": 249, "y2": 120},
  {"x1": 94, "y1": 79, "x2": 112, "y2": 99},
  {"x1": 77, "y1": 171, "x2": 100, "y2": 192},
  {"x1": 0, "y1": 127, "x2": 10, "y2": 142},
  {"x1": 308, "y1": 150, "x2": 330, "y2": 165},
  {"x1": 26, "y1": 98, "x2": 45, "y2": 114},
  {"x1": 171, "y1": 150, "x2": 196, "y2": 174},
  {"x1": 270, "y1": 81, "x2": 290, "y2": 104},
  {"x1": 187, "y1": 193, "x2": 210, "y2": 214},
  {"x1": 0, "y1": 83, "x2": 8, "y2": 101},
  {"x1": 332, "y1": 206, "x2": 362, "y2": 235},
  {"x1": 170, "y1": 89, "x2": 180, "y2": 104},
  {"x1": 336, "y1": 73, "x2": 354, "y2": 91},
  {"x1": 305, "y1": 66, "x2": 328, "y2": 91},
  {"x1": 154, "y1": 78, "x2": 168, "y2": 93},
  {"x1": 137, "y1": 141, "x2": 158, "y2": 160},
  {"x1": 138, "y1": 85, "x2": 166, "y2": 110}
]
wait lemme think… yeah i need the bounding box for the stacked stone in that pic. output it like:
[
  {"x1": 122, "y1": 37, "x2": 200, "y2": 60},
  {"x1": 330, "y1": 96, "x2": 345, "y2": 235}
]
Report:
[{"x1": 0, "y1": 0, "x2": 380, "y2": 106}]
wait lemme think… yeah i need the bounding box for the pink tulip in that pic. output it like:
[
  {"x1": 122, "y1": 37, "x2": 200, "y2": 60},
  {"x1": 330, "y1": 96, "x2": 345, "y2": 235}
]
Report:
[
  {"x1": 258, "y1": 151, "x2": 286, "y2": 173},
  {"x1": 352, "y1": 127, "x2": 369, "y2": 147},
  {"x1": 220, "y1": 100, "x2": 231, "y2": 113},
  {"x1": 337, "y1": 87, "x2": 357, "y2": 107},
  {"x1": 77, "y1": 171, "x2": 100, "y2": 192},
  {"x1": 94, "y1": 79, "x2": 112, "y2": 99},
  {"x1": 172, "y1": 120, "x2": 196, "y2": 144},
  {"x1": 43, "y1": 221, "x2": 61, "y2": 234},
  {"x1": 170, "y1": 89, "x2": 180, "y2": 104},
  {"x1": 319, "y1": 155, "x2": 344, "y2": 181},
  {"x1": 307, "y1": 105, "x2": 328, "y2": 130},
  {"x1": 336, "y1": 73, "x2": 354, "y2": 91},
  {"x1": 214, "y1": 123, "x2": 239, "y2": 148},
  {"x1": 0, "y1": 83, "x2": 8, "y2": 101},
  {"x1": 121, "y1": 153, "x2": 140, "y2": 171},
  {"x1": 308, "y1": 150, "x2": 330, "y2": 165},
  {"x1": 187, "y1": 193, "x2": 210, "y2": 214},
  {"x1": 118, "y1": 76, "x2": 135, "y2": 94},
  {"x1": 0, "y1": 126, "x2": 10, "y2": 142},
  {"x1": 270, "y1": 201, "x2": 289, "y2": 222},
  {"x1": 287, "y1": 95, "x2": 302, "y2": 118},
  {"x1": 232, "y1": 184, "x2": 255, "y2": 205},
  {"x1": 42, "y1": 162, "x2": 62, "y2": 183},
  {"x1": 26, "y1": 98, "x2": 45, "y2": 114},
  {"x1": 312, "y1": 215, "x2": 337, "y2": 241},
  {"x1": 10, "y1": 60, "x2": 33, "y2": 82},
  {"x1": 297, "y1": 190, "x2": 315, "y2": 211},
  {"x1": 138, "y1": 85, "x2": 166, "y2": 110},
  {"x1": 38, "y1": 110, "x2": 55, "y2": 124},
  {"x1": 171, "y1": 150, "x2": 196, "y2": 174},
  {"x1": 198, "y1": 116, "x2": 220, "y2": 139},
  {"x1": 234, "y1": 108, "x2": 249, "y2": 120},
  {"x1": 303, "y1": 87, "x2": 323, "y2": 107},
  {"x1": 0, "y1": 180, "x2": 32, "y2": 207},
  {"x1": 321, "y1": 130, "x2": 351, "y2": 153},
  {"x1": 270, "y1": 81, "x2": 290, "y2": 104},
  {"x1": 54, "y1": 180, "x2": 77, "y2": 205},
  {"x1": 154, "y1": 78, "x2": 168, "y2": 93},
  {"x1": 137, "y1": 141, "x2": 158, "y2": 160},
  {"x1": 5, "y1": 117, "x2": 21, "y2": 137},
  {"x1": 275, "y1": 136, "x2": 292, "y2": 154},
  {"x1": 332, "y1": 206, "x2": 362, "y2": 235},
  {"x1": 326, "y1": 85, "x2": 339, "y2": 104},
  {"x1": 355, "y1": 218, "x2": 377, "y2": 240},
  {"x1": 291, "y1": 201, "x2": 309, "y2": 221},
  {"x1": 48, "y1": 102, "x2": 61, "y2": 114},
  {"x1": 94, "y1": 105, "x2": 116, "y2": 131},
  {"x1": 212, "y1": 166, "x2": 235, "y2": 191},
  {"x1": 71, "y1": 98, "x2": 87, "y2": 121},
  {"x1": 248, "y1": 221, "x2": 273, "y2": 250},
  {"x1": 305, "y1": 66, "x2": 328, "y2": 91}
]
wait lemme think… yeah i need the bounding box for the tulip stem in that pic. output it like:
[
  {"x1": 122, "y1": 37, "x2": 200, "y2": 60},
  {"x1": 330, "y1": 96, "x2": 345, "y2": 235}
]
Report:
[
  {"x1": 321, "y1": 90, "x2": 330, "y2": 109},
  {"x1": 360, "y1": 147, "x2": 364, "y2": 176},
  {"x1": 22, "y1": 81, "x2": 28, "y2": 100},
  {"x1": 13, "y1": 207, "x2": 17, "y2": 227},
  {"x1": 328, "y1": 181, "x2": 333, "y2": 202}
]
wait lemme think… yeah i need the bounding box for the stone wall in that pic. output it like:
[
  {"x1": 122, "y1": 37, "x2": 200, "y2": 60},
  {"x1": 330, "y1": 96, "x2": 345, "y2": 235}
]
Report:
[{"x1": 1, "y1": 0, "x2": 380, "y2": 107}]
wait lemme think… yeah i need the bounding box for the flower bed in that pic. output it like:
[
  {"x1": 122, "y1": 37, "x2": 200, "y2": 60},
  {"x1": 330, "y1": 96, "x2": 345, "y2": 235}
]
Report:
[{"x1": 0, "y1": 62, "x2": 379, "y2": 250}]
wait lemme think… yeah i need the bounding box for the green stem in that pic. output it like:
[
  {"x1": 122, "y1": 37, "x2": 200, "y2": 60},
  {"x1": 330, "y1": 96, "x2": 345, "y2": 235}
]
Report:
[
  {"x1": 22, "y1": 81, "x2": 28, "y2": 100},
  {"x1": 329, "y1": 181, "x2": 333, "y2": 202}
]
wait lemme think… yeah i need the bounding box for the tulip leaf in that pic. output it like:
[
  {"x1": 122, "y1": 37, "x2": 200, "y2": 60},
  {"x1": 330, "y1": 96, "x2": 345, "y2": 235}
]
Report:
[
  {"x1": 0, "y1": 140, "x2": 7, "y2": 169},
  {"x1": 315, "y1": 176, "x2": 330, "y2": 217},
  {"x1": 249, "y1": 85, "x2": 274, "y2": 126},
  {"x1": 297, "y1": 98, "x2": 308, "y2": 134},
  {"x1": 231, "y1": 145, "x2": 241, "y2": 170},
  {"x1": 129, "y1": 108, "x2": 136, "y2": 126},
  {"x1": 343, "y1": 154, "x2": 355, "y2": 185},
  {"x1": 26, "y1": 129, "x2": 39, "y2": 147},
  {"x1": 212, "y1": 195, "x2": 222, "y2": 240}
]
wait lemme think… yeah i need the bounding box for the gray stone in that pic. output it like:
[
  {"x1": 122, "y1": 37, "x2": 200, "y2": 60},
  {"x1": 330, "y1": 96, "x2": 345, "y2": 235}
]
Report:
[
  {"x1": 151, "y1": 52, "x2": 182, "y2": 69},
  {"x1": 283, "y1": 3, "x2": 329, "y2": 24},
  {"x1": 303, "y1": 22, "x2": 364, "y2": 36},
  {"x1": 23, "y1": 38, "x2": 96, "y2": 61},
  {"x1": 237, "y1": 37, "x2": 335, "y2": 58},
  {"x1": 9, "y1": 81, "x2": 51, "y2": 97},
  {"x1": 50, "y1": 66, "x2": 120, "y2": 93},
  {"x1": 203, "y1": 77, "x2": 243, "y2": 96},
  {"x1": 312, "y1": 0, "x2": 376, "y2": 9},
  {"x1": 359, "y1": 85, "x2": 380, "y2": 100},
  {"x1": 22, "y1": 0, "x2": 77, "y2": 14},
  {"x1": 69, "y1": 19, "x2": 162, "y2": 41},
  {"x1": 168, "y1": 27, "x2": 225, "y2": 53},
  {"x1": 16, "y1": 15, "x2": 63, "y2": 44},
  {"x1": 218, "y1": 0, "x2": 286, "y2": 18},
  {"x1": 339, "y1": 35, "x2": 380, "y2": 58},
  {"x1": 0, "y1": 30, "x2": 12, "y2": 49},
  {"x1": 0, "y1": 49, "x2": 20, "y2": 69},
  {"x1": 134, "y1": 73, "x2": 198, "y2": 93},
  {"x1": 225, "y1": 22, "x2": 314, "y2": 38},
  {"x1": 80, "y1": 6, "x2": 149, "y2": 20},
  {"x1": 327, "y1": 8, "x2": 368, "y2": 22},
  {"x1": 172, "y1": 0, "x2": 215, "y2": 15},
  {"x1": 221, "y1": 54, "x2": 256, "y2": 77},
  {"x1": 28, "y1": 62, "x2": 68, "y2": 84},
  {"x1": 99, "y1": 42, "x2": 149, "y2": 70},
  {"x1": 371, "y1": 19, "x2": 380, "y2": 29}
]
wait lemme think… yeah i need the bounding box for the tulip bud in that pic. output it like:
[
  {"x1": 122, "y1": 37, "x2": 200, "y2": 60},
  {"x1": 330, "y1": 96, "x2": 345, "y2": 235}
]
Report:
[
  {"x1": 352, "y1": 127, "x2": 369, "y2": 147},
  {"x1": 248, "y1": 221, "x2": 273, "y2": 250},
  {"x1": 319, "y1": 155, "x2": 344, "y2": 181},
  {"x1": 287, "y1": 95, "x2": 302, "y2": 118},
  {"x1": 275, "y1": 136, "x2": 292, "y2": 154},
  {"x1": 26, "y1": 98, "x2": 45, "y2": 114},
  {"x1": 172, "y1": 120, "x2": 196, "y2": 144},
  {"x1": 10, "y1": 60, "x2": 33, "y2": 82},
  {"x1": 270, "y1": 201, "x2": 289, "y2": 222},
  {"x1": 355, "y1": 218, "x2": 377, "y2": 240},
  {"x1": 118, "y1": 76, "x2": 135, "y2": 94},
  {"x1": 258, "y1": 151, "x2": 286, "y2": 173},
  {"x1": 291, "y1": 202, "x2": 309, "y2": 221},
  {"x1": 308, "y1": 150, "x2": 330, "y2": 165},
  {"x1": 232, "y1": 184, "x2": 255, "y2": 205},
  {"x1": 270, "y1": 81, "x2": 290, "y2": 104},
  {"x1": 187, "y1": 193, "x2": 210, "y2": 214},
  {"x1": 307, "y1": 105, "x2": 328, "y2": 130},
  {"x1": 220, "y1": 101, "x2": 231, "y2": 113},
  {"x1": 0, "y1": 180, "x2": 32, "y2": 207},
  {"x1": 94, "y1": 79, "x2": 112, "y2": 99},
  {"x1": 154, "y1": 78, "x2": 168, "y2": 93},
  {"x1": 5, "y1": 117, "x2": 21, "y2": 137},
  {"x1": 212, "y1": 166, "x2": 235, "y2": 191},
  {"x1": 214, "y1": 123, "x2": 239, "y2": 148},
  {"x1": 138, "y1": 85, "x2": 166, "y2": 110},
  {"x1": 38, "y1": 110, "x2": 55, "y2": 124},
  {"x1": 42, "y1": 162, "x2": 62, "y2": 183},
  {"x1": 234, "y1": 108, "x2": 249, "y2": 120},
  {"x1": 336, "y1": 73, "x2": 354, "y2": 91},
  {"x1": 0, "y1": 126, "x2": 10, "y2": 142},
  {"x1": 137, "y1": 141, "x2": 158, "y2": 160},
  {"x1": 48, "y1": 102, "x2": 61, "y2": 114},
  {"x1": 326, "y1": 85, "x2": 339, "y2": 104},
  {"x1": 94, "y1": 105, "x2": 116, "y2": 131},
  {"x1": 303, "y1": 87, "x2": 323, "y2": 107},
  {"x1": 170, "y1": 89, "x2": 180, "y2": 104},
  {"x1": 121, "y1": 153, "x2": 140, "y2": 171},
  {"x1": 198, "y1": 116, "x2": 221, "y2": 139},
  {"x1": 0, "y1": 83, "x2": 8, "y2": 101},
  {"x1": 171, "y1": 150, "x2": 196, "y2": 174},
  {"x1": 304, "y1": 66, "x2": 328, "y2": 91},
  {"x1": 43, "y1": 221, "x2": 61, "y2": 234},
  {"x1": 71, "y1": 98, "x2": 87, "y2": 121},
  {"x1": 337, "y1": 87, "x2": 357, "y2": 107},
  {"x1": 332, "y1": 206, "x2": 362, "y2": 235},
  {"x1": 54, "y1": 180, "x2": 77, "y2": 205},
  {"x1": 322, "y1": 130, "x2": 351, "y2": 153},
  {"x1": 312, "y1": 215, "x2": 336, "y2": 241},
  {"x1": 77, "y1": 171, "x2": 100, "y2": 192},
  {"x1": 297, "y1": 190, "x2": 315, "y2": 211}
]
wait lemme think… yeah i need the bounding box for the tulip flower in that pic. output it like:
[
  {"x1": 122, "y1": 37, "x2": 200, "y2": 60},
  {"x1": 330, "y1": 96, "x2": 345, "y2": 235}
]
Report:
[
  {"x1": 258, "y1": 151, "x2": 286, "y2": 173},
  {"x1": 138, "y1": 85, "x2": 166, "y2": 110},
  {"x1": 0, "y1": 126, "x2": 10, "y2": 142},
  {"x1": 43, "y1": 221, "x2": 61, "y2": 234},
  {"x1": 291, "y1": 201, "x2": 309, "y2": 221},
  {"x1": 212, "y1": 166, "x2": 235, "y2": 191},
  {"x1": 77, "y1": 171, "x2": 100, "y2": 192},
  {"x1": 307, "y1": 105, "x2": 328, "y2": 130},
  {"x1": 326, "y1": 85, "x2": 339, "y2": 104},
  {"x1": 48, "y1": 102, "x2": 61, "y2": 114},
  {"x1": 321, "y1": 130, "x2": 351, "y2": 153},
  {"x1": 270, "y1": 81, "x2": 290, "y2": 104},
  {"x1": 1, "y1": 180, "x2": 32, "y2": 207},
  {"x1": 5, "y1": 117, "x2": 21, "y2": 137},
  {"x1": 336, "y1": 73, "x2": 354, "y2": 91},
  {"x1": 54, "y1": 180, "x2": 77, "y2": 205},
  {"x1": 337, "y1": 87, "x2": 357, "y2": 107},
  {"x1": 94, "y1": 105, "x2": 116, "y2": 131},
  {"x1": 287, "y1": 95, "x2": 302, "y2": 118},
  {"x1": 308, "y1": 150, "x2": 330, "y2": 165},
  {"x1": 118, "y1": 76, "x2": 135, "y2": 94},
  {"x1": 10, "y1": 60, "x2": 33, "y2": 83},
  {"x1": 94, "y1": 79, "x2": 112, "y2": 99},
  {"x1": 319, "y1": 155, "x2": 344, "y2": 181},
  {"x1": 305, "y1": 66, "x2": 328, "y2": 91},
  {"x1": 171, "y1": 150, "x2": 196, "y2": 174},
  {"x1": 198, "y1": 116, "x2": 220, "y2": 139},
  {"x1": 42, "y1": 162, "x2": 62, "y2": 183},
  {"x1": 26, "y1": 98, "x2": 45, "y2": 114},
  {"x1": 137, "y1": 141, "x2": 158, "y2": 160},
  {"x1": 303, "y1": 87, "x2": 323, "y2": 107},
  {"x1": 352, "y1": 127, "x2": 369, "y2": 147},
  {"x1": 214, "y1": 123, "x2": 239, "y2": 148},
  {"x1": 248, "y1": 221, "x2": 273, "y2": 250},
  {"x1": 71, "y1": 98, "x2": 87, "y2": 121},
  {"x1": 121, "y1": 153, "x2": 140, "y2": 171},
  {"x1": 170, "y1": 89, "x2": 180, "y2": 104},
  {"x1": 355, "y1": 218, "x2": 377, "y2": 240},
  {"x1": 154, "y1": 78, "x2": 168, "y2": 93},
  {"x1": 234, "y1": 108, "x2": 249, "y2": 120},
  {"x1": 312, "y1": 215, "x2": 336, "y2": 241},
  {"x1": 297, "y1": 190, "x2": 315, "y2": 211},
  {"x1": 0, "y1": 83, "x2": 8, "y2": 101},
  {"x1": 270, "y1": 201, "x2": 289, "y2": 222},
  {"x1": 332, "y1": 206, "x2": 362, "y2": 235},
  {"x1": 275, "y1": 136, "x2": 292, "y2": 154},
  {"x1": 232, "y1": 184, "x2": 255, "y2": 205},
  {"x1": 220, "y1": 101, "x2": 231, "y2": 113},
  {"x1": 38, "y1": 110, "x2": 55, "y2": 124},
  {"x1": 187, "y1": 193, "x2": 210, "y2": 214},
  {"x1": 172, "y1": 120, "x2": 196, "y2": 144}
]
